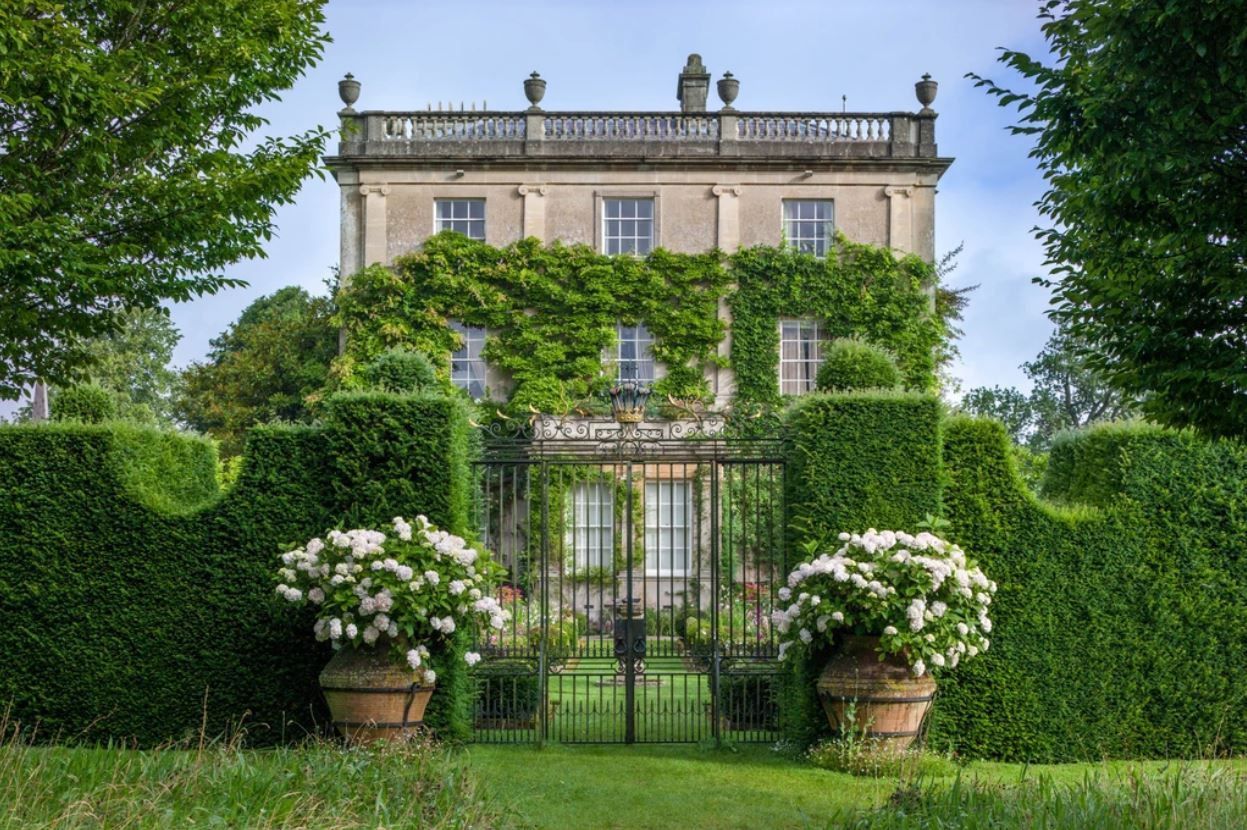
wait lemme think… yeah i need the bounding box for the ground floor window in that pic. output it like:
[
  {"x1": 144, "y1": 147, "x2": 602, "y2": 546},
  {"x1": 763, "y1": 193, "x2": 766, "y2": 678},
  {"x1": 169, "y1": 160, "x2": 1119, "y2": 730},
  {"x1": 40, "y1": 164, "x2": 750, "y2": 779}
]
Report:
[
  {"x1": 568, "y1": 482, "x2": 614, "y2": 571},
  {"x1": 644, "y1": 480, "x2": 691, "y2": 576}
]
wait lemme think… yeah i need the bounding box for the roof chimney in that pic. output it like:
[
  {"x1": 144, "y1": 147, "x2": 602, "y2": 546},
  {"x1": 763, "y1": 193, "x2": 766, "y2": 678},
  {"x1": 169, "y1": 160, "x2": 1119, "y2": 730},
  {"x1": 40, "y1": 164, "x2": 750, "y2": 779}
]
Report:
[{"x1": 676, "y1": 53, "x2": 710, "y2": 113}]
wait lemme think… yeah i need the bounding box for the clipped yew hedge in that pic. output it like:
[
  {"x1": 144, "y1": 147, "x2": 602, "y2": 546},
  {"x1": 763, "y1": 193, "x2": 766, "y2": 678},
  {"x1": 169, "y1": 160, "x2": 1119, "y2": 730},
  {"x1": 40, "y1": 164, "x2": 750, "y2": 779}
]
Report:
[
  {"x1": 780, "y1": 397, "x2": 1247, "y2": 760},
  {"x1": 928, "y1": 419, "x2": 1247, "y2": 761},
  {"x1": 780, "y1": 392, "x2": 944, "y2": 747},
  {"x1": 0, "y1": 393, "x2": 475, "y2": 746}
]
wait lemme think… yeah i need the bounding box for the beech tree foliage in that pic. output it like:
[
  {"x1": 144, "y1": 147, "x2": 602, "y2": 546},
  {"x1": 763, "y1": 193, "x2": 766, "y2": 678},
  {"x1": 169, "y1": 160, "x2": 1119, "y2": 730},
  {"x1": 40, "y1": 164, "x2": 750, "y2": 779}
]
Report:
[
  {"x1": 0, "y1": 1, "x2": 329, "y2": 398},
  {"x1": 972, "y1": 0, "x2": 1247, "y2": 438}
]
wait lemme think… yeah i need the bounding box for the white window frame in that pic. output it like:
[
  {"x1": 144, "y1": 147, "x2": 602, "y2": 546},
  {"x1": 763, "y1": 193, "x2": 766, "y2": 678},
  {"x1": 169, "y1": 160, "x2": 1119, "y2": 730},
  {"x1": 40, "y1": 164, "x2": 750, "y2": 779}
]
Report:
[
  {"x1": 614, "y1": 321, "x2": 655, "y2": 383},
  {"x1": 779, "y1": 318, "x2": 826, "y2": 395},
  {"x1": 644, "y1": 480, "x2": 692, "y2": 577},
  {"x1": 568, "y1": 482, "x2": 614, "y2": 572},
  {"x1": 601, "y1": 197, "x2": 655, "y2": 255},
  {"x1": 435, "y1": 198, "x2": 486, "y2": 240},
  {"x1": 782, "y1": 199, "x2": 834, "y2": 257},
  {"x1": 449, "y1": 321, "x2": 487, "y2": 399}
]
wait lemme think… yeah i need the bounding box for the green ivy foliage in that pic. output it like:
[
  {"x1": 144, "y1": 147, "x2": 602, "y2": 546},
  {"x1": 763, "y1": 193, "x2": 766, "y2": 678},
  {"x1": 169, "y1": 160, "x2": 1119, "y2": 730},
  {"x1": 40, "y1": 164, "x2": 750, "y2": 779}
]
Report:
[
  {"x1": 728, "y1": 238, "x2": 941, "y2": 410},
  {"x1": 0, "y1": 393, "x2": 477, "y2": 746},
  {"x1": 334, "y1": 234, "x2": 730, "y2": 413},
  {"x1": 335, "y1": 233, "x2": 942, "y2": 418}
]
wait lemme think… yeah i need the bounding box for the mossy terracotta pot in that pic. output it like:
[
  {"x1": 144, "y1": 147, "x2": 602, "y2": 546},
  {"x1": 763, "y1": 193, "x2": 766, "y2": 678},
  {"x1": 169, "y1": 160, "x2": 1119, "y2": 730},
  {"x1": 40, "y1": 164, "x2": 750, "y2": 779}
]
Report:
[
  {"x1": 816, "y1": 635, "x2": 935, "y2": 751},
  {"x1": 319, "y1": 645, "x2": 433, "y2": 744}
]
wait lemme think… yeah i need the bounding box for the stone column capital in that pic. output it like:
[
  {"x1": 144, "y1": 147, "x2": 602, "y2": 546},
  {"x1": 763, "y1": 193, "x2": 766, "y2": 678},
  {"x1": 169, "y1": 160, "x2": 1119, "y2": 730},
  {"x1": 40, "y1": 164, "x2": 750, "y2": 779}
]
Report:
[
  {"x1": 358, "y1": 184, "x2": 391, "y2": 197},
  {"x1": 517, "y1": 184, "x2": 548, "y2": 197},
  {"x1": 883, "y1": 185, "x2": 913, "y2": 199},
  {"x1": 712, "y1": 184, "x2": 742, "y2": 197}
]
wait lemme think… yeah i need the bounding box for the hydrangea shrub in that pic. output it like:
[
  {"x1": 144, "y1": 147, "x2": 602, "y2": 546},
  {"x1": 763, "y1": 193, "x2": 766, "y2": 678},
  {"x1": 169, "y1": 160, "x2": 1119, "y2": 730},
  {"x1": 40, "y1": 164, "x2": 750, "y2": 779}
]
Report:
[
  {"x1": 774, "y1": 529, "x2": 996, "y2": 678},
  {"x1": 277, "y1": 515, "x2": 506, "y2": 685}
]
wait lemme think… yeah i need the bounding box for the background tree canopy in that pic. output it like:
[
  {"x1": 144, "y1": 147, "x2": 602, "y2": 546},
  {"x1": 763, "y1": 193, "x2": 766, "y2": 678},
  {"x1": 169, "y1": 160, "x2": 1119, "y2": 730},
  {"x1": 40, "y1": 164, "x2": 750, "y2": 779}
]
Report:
[
  {"x1": 0, "y1": 0, "x2": 329, "y2": 399},
  {"x1": 177, "y1": 286, "x2": 338, "y2": 456},
  {"x1": 972, "y1": 0, "x2": 1247, "y2": 439},
  {"x1": 962, "y1": 328, "x2": 1137, "y2": 453}
]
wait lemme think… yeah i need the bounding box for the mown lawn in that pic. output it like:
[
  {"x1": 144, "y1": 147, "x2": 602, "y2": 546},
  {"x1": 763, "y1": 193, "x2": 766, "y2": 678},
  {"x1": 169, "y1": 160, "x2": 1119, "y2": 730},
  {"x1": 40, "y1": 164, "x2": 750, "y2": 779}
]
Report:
[{"x1": 465, "y1": 743, "x2": 1247, "y2": 830}]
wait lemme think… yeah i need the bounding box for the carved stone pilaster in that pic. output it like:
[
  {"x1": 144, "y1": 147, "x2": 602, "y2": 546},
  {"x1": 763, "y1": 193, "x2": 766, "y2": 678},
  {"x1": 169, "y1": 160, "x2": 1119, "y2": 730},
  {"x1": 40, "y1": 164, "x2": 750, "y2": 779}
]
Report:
[
  {"x1": 359, "y1": 184, "x2": 391, "y2": 266},
  {"x1": 883, "y1": 185, "x2": 914, "y2": 255},
  {"x1": 711, "y1": 184, "x2": 742, "y2": 252},
  {"x1": 518, "y1": 184, "x2": 549, "y2": 241}
]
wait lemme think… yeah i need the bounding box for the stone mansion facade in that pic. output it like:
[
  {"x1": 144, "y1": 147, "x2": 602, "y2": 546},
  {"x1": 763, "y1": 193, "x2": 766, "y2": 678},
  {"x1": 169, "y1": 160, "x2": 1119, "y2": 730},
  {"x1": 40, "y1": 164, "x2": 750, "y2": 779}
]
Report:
[{"x1": 327, "y1": 54, "x2": 953, "y2": 407}]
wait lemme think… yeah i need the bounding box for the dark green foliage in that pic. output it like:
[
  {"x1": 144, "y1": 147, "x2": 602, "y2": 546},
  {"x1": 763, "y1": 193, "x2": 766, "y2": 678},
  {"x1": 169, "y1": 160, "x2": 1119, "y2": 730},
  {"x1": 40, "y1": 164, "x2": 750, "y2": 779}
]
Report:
[
  {"x1": 360, "y1": 348, "x2": 439, "y2": 394},
  {"x1": 320, "y1": 392, "x2": 471, "y2": 535},
  {"x1": 784, "y1": 392, "x2": 943, "y2": 545},
  {"x1": 336, "y1": 234, "x2": 730, "y2": 414},
  {"x1": 728, "y1": 240, "x2": 941, "y2": 411},
  {"x1": 0, "y1": 1, "x2": 329, "y2": 399},
  {"x1": 50, "y1": 384, "x2": 116, "y2": 423},
  {"x1": 814, "y1": 339, "x2": 902, "y2": 393},
  {"x1": 0, "y1": 392, "x2": 476, "y2": 746},
  {"x1": 928, "y1": 418, "x2": 1247, "y2": 760},
  {"x1": 780, "y1": 396, "x2": 1247, "y2": 760},
  {"x1": 971, "y1": 0, "x2": 1247, "y2": 439},
  {"x1": 0, "y1": 423, "x2": 332, "y2": 746},
  {"x1": 780, "y1": 393, "x2": 943, "y2": 745},
  {"x1": 177, "y1": 286, "x2": 338, "y2": 456}
]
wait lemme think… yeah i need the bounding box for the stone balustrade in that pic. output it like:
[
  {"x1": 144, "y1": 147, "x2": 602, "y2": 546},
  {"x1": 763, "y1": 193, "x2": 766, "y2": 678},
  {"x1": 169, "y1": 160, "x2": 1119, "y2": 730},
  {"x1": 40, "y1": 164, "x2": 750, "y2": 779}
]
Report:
[{"x1": 336, "y1": 109, "x2": 937, "y2": 160}]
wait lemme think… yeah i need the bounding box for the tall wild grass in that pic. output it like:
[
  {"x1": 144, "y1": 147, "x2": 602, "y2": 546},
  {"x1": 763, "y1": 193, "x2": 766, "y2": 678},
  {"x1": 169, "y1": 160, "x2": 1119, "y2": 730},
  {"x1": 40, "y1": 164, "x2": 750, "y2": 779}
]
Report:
[
  {"x1": 0, "y1": 712, "x2": 504, "y2": 829},
  {"x1": 835, "y1": 766, "x2": 1247, "y2": 830}
]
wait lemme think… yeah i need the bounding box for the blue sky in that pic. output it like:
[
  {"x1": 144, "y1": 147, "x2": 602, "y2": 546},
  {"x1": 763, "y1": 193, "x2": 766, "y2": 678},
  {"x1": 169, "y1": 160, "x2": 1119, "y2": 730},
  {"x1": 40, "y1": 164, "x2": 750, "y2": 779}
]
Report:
[{"x1": 8, "y1": 0, "x2": 1055, "y2": 416}]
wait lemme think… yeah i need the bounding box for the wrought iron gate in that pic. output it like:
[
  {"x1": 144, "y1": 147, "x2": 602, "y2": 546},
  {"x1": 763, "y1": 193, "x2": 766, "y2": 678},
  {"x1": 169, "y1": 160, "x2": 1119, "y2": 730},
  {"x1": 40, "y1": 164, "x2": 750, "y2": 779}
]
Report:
[{"x1": 470, "y1": 420, "x2": 786, "y2": 744}]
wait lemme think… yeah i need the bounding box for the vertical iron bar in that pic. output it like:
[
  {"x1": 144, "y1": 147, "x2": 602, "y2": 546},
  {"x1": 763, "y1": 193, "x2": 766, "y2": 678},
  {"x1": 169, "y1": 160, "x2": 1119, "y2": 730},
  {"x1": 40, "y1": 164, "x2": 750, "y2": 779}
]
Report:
[
  {"x1": 710, "y1": 456, "x2": 721, "y2": 747},
  {"x1": 538, "y1": 460, "x2": 549, "y2": 746},
  {"x1": 625, "y1": 459, "x2": 635, "y2": 744}
]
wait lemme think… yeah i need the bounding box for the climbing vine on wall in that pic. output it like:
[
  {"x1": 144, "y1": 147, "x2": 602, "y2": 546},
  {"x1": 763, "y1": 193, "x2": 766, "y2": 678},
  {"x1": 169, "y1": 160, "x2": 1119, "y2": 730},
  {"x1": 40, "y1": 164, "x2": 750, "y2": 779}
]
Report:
[
  {"x1": 727, "y1": 236, "x2": 942, "y2": 412},
  {"x1": 335, "y1": 234, "x2": 729, "y2": 415},
  {"x1": 334, "y1": 232, "x2": 942, "y2": 417}
]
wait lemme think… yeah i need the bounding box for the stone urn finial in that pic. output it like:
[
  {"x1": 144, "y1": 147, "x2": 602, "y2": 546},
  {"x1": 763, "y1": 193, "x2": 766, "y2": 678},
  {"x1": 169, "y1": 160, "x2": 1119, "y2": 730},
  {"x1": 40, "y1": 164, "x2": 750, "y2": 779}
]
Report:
[
  {"x1": 338, "y1": 72, "x2": 361, "y2": 111},
  {"x1": 717, "y1": 71, "x2": 739, "y2": 111},
  {"x1": 524, "y1": 71, "x2": 546, "y2": 111},
  {"x1": 915, "y1": 73, "x2": 938, "y2": 115}
]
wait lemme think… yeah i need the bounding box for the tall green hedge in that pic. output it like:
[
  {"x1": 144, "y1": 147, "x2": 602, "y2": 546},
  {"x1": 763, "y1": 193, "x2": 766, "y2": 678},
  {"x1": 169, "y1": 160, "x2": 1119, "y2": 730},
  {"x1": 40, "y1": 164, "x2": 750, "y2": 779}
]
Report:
[
  {"x1": 780, "y1": 400, "x2": 1247, "y2": 760},
  {"x1": 784, "y1": 392, "x2": 943, "y2": 542},
  {"x1": 0, "y1": 392, "x2": 475, "y2": 746},
  {"x1": 321, "y1": 392, "x2": 472, "y2": 535},
  {"x1": 780, "y1": 392, "x2": 944, "y2": 745},
  {"x1": 929, "y1": 418, "x2": 1247, "y2": 760}
]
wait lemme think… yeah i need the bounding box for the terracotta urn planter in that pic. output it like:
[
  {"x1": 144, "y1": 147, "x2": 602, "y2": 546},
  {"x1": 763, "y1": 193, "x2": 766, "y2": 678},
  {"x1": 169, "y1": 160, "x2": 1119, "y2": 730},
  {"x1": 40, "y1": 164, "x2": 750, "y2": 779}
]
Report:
[
  {"x1": 816, "y1": 635, "x2": 935, "y2": 751},
  {"x1": 319, "y1": 645, "x2": 433, "y2": 744}
]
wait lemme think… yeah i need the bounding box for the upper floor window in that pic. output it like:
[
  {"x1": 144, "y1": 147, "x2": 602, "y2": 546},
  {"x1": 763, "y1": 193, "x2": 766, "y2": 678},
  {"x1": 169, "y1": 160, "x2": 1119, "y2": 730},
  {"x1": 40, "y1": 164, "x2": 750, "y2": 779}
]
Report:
[
  {"x1": 603, "y1": 198, "x2": 654, "y2": 255},
  {"x1": 779, "y1": 318, "x2": 826, "y2": 395},
  {"x1": 782, "y1": 200, "x2": 834, "y2": 257},
  {"x1": 436, "y1": 199, "x2": 485, "y2": 240},
  {"x1": 449, "y1": 321, "x2": 486, "y2": 399},
  {"x1": 615, "y1": 322, "x2": 655, "y2": 383}
]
